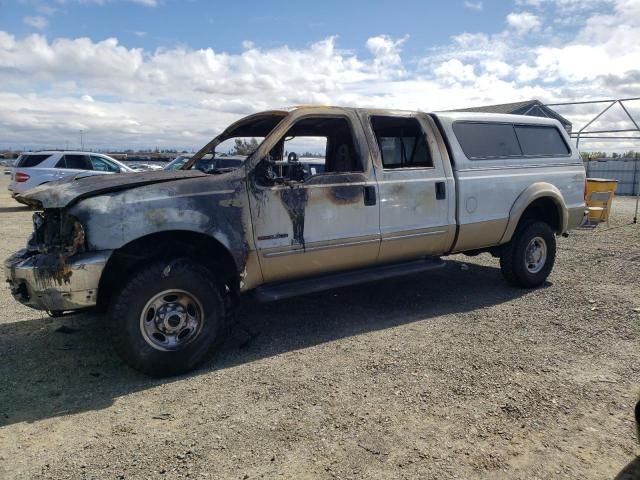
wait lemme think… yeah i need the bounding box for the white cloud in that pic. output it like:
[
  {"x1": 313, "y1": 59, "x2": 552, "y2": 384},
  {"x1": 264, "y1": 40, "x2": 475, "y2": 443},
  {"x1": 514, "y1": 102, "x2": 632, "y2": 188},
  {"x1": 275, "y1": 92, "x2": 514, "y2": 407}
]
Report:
[
  {"x1": 23, "y1": 16, "x2": 48, "y2": 30},
  {"x1": 517, "y1": 0, "x2": 615, "y2": 12},
  {"x1": 365, "y1": 34, "x2": 408, "y2": 77},
  {"x1": 463, "y1": 1, "x2": 484, "y2": 10},
  {"x1": 506, "y1": 12, "x2": 542, "y2": 33},
  {"x1": 516, "y1": 64, "x2": 539, "y2": 82},
  {"x1": 482, "y1": 60, "x2": 511, "y2": 77},
  {"x1": 130, "y1": 0, "x2": 158, "y2": 6},
  {"x1": 434, "y1": 59, "x2": 476, "y2": 83}
]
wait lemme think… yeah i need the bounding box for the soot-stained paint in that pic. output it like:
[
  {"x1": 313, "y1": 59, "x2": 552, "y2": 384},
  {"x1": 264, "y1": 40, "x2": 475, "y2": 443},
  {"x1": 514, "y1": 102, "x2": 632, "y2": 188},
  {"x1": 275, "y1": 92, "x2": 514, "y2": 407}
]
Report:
[{"x1": 279, "y1": 186, "x2": 308, "y2": 246}]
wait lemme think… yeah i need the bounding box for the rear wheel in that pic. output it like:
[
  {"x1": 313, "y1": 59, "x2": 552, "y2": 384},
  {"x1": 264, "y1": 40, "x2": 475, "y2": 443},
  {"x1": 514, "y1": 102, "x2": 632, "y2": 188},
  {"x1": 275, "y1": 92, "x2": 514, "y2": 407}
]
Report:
[
  {"x1": 500, "y1": 221, "x2": 556, "y2": 288},
  {"x1": 109, "y1": 258, "x2": 225, "y2": 377}
]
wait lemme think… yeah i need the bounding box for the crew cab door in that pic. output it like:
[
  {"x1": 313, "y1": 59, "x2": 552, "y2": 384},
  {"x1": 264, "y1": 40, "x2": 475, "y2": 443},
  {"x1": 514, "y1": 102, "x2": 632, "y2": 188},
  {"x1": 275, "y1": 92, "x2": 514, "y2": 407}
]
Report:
[
  {"x1": 247, "y1": 110, "x2": 380, "y2": 283},
  {"x1": 53, "y1": 154, "x2": 94, "y2": 180},
  {"x1": 360, "y1": 112, "x2": 456, "y2": 262}
]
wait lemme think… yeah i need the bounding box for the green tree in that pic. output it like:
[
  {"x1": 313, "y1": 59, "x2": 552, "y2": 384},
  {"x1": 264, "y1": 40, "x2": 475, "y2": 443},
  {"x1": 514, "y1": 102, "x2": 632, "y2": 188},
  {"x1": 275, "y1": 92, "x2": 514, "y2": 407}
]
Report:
[{"x1": 230, "y1": 138, "x2": 259, "y2": 155}]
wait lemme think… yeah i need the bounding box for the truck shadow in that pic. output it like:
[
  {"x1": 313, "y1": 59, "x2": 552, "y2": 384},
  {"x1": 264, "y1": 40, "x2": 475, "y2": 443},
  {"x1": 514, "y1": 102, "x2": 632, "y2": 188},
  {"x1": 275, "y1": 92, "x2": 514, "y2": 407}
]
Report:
[
  {"x1": 0, "y1": 205, "x2": 31, "y2": 213},
  {"x1": 0, "y1": 259, "x2": 537, "y2": 426},
  {"x1": 614, "y1": 457, "x2": 640, "y2": 479}
]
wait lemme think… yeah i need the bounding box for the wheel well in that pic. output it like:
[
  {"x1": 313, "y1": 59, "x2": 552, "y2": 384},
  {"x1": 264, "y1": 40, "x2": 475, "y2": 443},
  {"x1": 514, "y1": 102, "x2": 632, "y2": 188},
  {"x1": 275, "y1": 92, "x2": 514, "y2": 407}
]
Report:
[
  {"x1": 97, "y1": 231, "x2": 239, "y2": 310},
  {"x1": 518, "y1": 197, "x2": 562, "y2": 233}
]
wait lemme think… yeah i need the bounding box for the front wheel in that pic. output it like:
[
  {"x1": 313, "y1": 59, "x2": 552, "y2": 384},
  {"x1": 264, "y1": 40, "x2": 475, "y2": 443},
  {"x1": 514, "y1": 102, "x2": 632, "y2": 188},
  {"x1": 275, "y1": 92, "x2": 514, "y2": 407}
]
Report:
[
  {"x1": 500, "y1": 221, "x2": 556, "y2": 288},
  {"x1": 109, "y1": 258, "x2": 225, "y2": 377}
]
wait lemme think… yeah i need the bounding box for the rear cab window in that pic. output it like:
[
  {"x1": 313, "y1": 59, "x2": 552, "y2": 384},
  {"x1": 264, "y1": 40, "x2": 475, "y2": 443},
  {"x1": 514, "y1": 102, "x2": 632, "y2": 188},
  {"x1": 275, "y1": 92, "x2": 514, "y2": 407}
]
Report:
[
  {"x1": 16, "y1": 154, "x2": 51, "y2": 168},
  {"x1": 453, "y1": 121, "x2": 570, "y2": 159},
  {"x1": 370, "y1": 116, "x2": 433, "y2": 169}
]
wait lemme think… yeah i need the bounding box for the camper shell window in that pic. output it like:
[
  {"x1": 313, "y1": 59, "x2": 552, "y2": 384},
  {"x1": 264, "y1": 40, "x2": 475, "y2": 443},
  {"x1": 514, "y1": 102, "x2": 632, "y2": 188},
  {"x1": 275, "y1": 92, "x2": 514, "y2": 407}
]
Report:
[{"x1": 453, "y1": 121, "x2": 571, "y2": 160}]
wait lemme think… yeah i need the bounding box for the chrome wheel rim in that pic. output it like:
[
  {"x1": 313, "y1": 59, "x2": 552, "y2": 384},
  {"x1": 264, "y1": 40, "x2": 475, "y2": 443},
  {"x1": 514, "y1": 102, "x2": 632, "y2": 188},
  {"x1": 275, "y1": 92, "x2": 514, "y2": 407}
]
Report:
[
  {"x1": 139, "y1": 289, "x2": 204, "y2": 351},
  {"x1": 525, "y1": 236, "x2": 547, "y2": 274}
]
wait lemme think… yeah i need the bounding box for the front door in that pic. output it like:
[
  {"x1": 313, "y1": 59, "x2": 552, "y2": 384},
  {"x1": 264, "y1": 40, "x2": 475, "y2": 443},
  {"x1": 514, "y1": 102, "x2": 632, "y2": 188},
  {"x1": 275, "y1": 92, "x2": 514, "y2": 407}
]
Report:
[
  {"x1": 247, "y1": 110, "x2": 380, "y2": 283},
  {"x1": 360, "y1": 113, "x2": 456, "y2": 263}
]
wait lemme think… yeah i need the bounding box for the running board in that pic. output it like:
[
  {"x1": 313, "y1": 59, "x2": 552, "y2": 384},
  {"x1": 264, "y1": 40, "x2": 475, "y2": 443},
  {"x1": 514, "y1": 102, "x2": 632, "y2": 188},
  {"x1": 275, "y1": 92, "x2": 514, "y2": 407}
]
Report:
[{"x1": 252, "y1": 257, "x2": 446, "y2": 302}]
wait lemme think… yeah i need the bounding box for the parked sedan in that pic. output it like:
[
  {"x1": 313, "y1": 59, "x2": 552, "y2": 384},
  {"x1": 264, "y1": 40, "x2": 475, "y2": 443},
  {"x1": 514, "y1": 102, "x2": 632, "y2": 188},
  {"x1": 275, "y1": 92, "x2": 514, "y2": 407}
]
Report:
[
  {"x1": 8, "y1": 151, "x2": 135, "y2": 204},
  {"x1": 128, "y1": 162, "x2": 164, "y2": 172},
  {"x1": 164, "y1": 154, "x2": 214, "y2": 172},
  {"x1": 1, "y1": 158, "x2": 16, "y2": 175},
  {"x1": 164, "y1": 154, "x2": 245, "y2": 172}
]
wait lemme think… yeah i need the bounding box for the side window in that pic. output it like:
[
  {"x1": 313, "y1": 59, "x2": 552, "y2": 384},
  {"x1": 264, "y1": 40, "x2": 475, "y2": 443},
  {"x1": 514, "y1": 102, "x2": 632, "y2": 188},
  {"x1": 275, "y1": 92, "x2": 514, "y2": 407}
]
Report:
[
  {"x1": 453, "y1": 122, "x2": 522, "y2": 159},
  {"x1": 58, "y1": 154, "x2": 91, "y2": 170},
  {"x1": 514, "y1": 125, "x2": 570, "y2": 156},
  {"x1": 370, "y1": 116, "x2": 433, "y2": 169},
  {"x1": 284, "y1": 136, "x2": 327, "y2": 161},
  {"x1": 267, "y1": 116, "x2": 361, "y2": 178},
  {"x1": 17, "y1": 154, "x2": 51, "y2": 167},
  {"x1": 90, "y1": 155, "x2": 120, "y2": 172}
]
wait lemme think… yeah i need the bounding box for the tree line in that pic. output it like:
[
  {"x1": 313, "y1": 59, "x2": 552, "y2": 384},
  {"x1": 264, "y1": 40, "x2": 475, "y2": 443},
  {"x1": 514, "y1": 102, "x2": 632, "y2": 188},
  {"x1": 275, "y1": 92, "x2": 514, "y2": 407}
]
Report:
[{"x1": 581, "y1": 150, "x2": 640, "y2": 160}]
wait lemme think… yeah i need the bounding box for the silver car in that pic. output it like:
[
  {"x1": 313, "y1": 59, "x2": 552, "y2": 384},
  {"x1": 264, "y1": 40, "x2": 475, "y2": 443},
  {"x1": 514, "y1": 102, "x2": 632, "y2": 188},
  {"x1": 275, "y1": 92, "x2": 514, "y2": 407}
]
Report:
[{"x1": 8, "y1": 151, "x2": 135, "y2": 203}]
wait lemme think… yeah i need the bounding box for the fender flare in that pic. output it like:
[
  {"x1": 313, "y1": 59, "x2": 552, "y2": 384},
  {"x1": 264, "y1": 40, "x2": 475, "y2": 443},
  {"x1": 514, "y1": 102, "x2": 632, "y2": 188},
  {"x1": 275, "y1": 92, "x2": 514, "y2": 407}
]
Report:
[{"x1": 499, "y1": 182, "x2": 568, "y2": 243}]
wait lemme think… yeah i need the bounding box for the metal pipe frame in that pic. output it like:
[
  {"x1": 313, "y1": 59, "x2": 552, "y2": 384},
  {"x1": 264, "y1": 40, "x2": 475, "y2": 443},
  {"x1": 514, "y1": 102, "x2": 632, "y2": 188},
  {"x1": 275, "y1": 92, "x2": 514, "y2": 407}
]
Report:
[{"x1": 542, "y1": 98, "x2": 640, "y2": 223}]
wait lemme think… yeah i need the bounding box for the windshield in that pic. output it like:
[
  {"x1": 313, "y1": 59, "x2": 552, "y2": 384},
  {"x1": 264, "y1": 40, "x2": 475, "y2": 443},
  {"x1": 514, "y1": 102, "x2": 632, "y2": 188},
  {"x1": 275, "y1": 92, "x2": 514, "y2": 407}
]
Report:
[{"x1": 182, "y1": 111, "x2": 287, "y2": 171}]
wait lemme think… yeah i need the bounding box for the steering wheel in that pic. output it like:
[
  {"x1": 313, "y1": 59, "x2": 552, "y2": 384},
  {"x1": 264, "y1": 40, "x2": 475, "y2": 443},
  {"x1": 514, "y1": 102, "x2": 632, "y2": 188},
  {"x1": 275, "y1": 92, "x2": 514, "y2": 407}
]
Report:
[{"x1": 287, "y1": 151, "x2": 298, "y2": 163}]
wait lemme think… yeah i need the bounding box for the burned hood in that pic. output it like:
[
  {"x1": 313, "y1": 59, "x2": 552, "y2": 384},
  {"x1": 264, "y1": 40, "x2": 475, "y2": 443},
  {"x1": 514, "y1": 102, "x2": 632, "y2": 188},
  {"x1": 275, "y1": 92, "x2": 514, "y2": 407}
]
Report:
[{"x1": 18, "y1": 170, "x2": 209, "y2": 209}]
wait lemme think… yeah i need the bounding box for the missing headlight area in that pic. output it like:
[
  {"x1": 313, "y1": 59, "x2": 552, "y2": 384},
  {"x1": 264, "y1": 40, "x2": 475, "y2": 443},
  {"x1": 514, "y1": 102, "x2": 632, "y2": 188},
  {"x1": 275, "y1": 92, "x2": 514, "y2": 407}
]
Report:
[
  {"x1": 28, "y1": 209, "x2": 86, "y2": 285},
  {"x1": 30, "y1": 210, "x2": 85, "y2": 256}
]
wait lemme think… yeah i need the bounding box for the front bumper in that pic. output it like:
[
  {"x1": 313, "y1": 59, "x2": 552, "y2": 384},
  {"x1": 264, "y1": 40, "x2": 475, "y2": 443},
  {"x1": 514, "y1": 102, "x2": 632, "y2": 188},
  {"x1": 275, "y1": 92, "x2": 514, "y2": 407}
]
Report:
[{"x1": 4, "y1": 249, "x2": 112, "y2": 311}]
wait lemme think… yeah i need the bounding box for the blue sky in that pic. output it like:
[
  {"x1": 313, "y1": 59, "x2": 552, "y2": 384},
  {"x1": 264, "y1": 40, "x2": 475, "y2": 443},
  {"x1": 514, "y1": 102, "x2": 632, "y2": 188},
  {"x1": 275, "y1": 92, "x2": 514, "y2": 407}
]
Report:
[
  {"x1": 2, "y1": 1, "x2": 517, "y2": 54},
  {"x1": 0, "y1": 0, "x2": 638, "y2": 151}
]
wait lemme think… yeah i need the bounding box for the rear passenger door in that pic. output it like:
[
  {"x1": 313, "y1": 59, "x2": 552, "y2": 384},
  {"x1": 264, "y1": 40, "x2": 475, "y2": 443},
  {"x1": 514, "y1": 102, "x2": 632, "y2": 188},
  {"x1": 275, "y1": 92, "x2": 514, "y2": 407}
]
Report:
[
  {"x1": 362, "y1": 112, "x2": 456, "y2": 263},
  {"x1": 54, "y1": 154, "x2": 93, "y2": 179}
]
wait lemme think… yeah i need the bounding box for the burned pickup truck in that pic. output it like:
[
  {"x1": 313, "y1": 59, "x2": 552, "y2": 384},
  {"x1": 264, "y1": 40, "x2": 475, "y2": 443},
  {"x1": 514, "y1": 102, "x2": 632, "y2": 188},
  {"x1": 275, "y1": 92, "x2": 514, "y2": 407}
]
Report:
[{"x1": 5, "y1": 106, "x2": 586, "y2": 376}]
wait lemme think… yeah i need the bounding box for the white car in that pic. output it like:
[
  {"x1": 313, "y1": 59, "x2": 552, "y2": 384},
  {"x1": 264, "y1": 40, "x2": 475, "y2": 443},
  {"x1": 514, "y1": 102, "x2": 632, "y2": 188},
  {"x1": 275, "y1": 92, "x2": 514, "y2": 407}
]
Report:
[
  {"x1": 8, "y1": 151, "x2": 135, "y2": 204},
  {"x1": 1, "y1": 159, "x2": 16, "y2": 175},
  {"x1": 128, "y1": 162, "x2": 164, "y2": 172}
]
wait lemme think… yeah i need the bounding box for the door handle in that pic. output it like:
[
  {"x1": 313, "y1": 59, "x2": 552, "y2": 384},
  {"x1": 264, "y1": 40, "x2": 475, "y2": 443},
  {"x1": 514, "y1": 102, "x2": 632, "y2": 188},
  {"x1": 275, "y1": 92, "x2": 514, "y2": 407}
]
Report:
[
  {"x1": 363, "y1": 185, "x2": 376, "y2": 206},
  {"x1": 435, "y1": 181, "x2": 446, "y2": 200}
]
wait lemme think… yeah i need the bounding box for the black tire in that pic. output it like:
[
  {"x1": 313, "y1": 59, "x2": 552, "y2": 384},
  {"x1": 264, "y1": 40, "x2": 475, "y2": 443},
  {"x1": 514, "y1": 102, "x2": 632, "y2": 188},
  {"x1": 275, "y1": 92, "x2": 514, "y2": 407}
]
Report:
[
  {"x1": 109, "y1": 258, "x2": 225, "y2": 377},
  {"x1": 500, "y1": 221, "x2": 556, "y2": 288}
]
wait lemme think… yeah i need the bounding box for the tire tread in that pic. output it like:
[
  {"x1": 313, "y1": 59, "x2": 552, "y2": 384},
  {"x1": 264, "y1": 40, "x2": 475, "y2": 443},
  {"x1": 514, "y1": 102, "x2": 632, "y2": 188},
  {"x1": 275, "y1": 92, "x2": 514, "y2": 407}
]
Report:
[{"x1": 109, "y1": 258, "x2": 225, "y2": 377}]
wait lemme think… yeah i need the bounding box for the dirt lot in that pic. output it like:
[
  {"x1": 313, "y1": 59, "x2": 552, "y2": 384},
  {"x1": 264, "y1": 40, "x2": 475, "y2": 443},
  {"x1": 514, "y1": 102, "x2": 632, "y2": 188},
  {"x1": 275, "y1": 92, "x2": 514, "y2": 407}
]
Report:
[{"x1": 0, "y1": 174, "x2": 638, "y2": 479}]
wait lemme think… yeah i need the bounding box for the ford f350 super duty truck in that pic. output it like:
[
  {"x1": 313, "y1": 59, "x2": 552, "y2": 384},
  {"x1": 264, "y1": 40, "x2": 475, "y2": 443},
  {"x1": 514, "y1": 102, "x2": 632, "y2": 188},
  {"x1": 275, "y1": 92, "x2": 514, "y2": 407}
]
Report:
[{"x1": 5, "y1": 106, "x2": 586, "y2": 376}]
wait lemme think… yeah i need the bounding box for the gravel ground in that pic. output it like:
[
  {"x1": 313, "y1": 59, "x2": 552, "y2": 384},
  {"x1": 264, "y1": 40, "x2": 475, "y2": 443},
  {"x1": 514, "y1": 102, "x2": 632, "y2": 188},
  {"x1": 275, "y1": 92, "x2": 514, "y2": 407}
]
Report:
[{"x1": 0, "y1": 174, "x2": 638, "y2": 479}]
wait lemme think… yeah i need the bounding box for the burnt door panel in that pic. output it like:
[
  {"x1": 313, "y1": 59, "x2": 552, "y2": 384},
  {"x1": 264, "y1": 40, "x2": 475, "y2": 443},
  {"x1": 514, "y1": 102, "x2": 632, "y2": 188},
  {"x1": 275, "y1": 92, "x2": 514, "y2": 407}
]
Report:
[{"x1": 249, "y1": 173, "x2": 380, "y2": 283}]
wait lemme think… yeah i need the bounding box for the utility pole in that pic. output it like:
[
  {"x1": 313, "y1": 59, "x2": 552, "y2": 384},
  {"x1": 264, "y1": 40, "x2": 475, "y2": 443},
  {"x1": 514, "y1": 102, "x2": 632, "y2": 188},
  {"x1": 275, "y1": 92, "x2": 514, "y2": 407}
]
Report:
[{"x1": 80, "y1": 130, "x2": 84, "y2": 150}]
